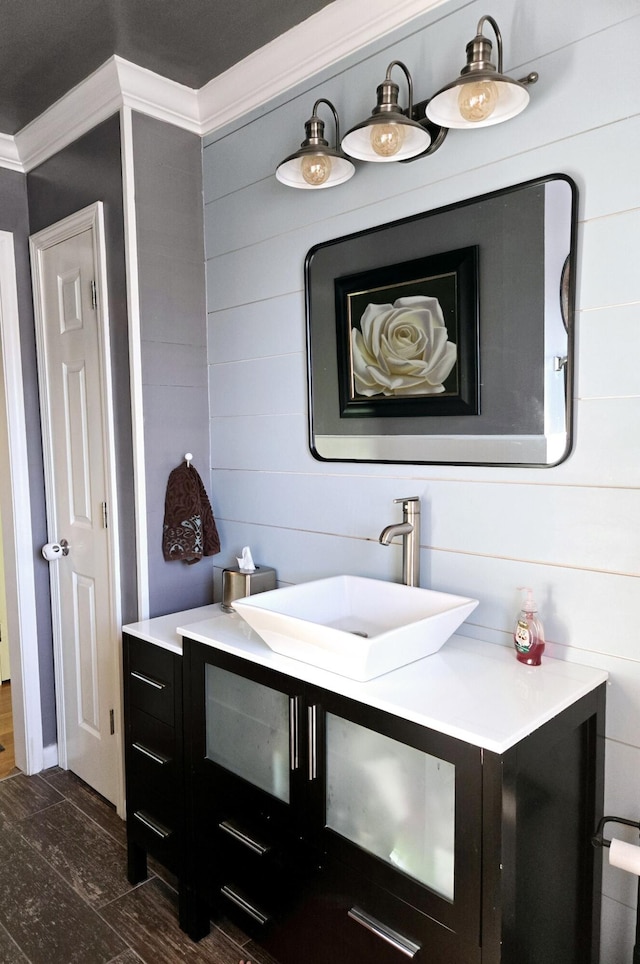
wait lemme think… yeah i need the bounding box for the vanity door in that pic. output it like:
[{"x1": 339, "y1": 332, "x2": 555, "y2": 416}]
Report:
[{"x1": 310, "y1": 689, "x2": 483, "y2": 955}]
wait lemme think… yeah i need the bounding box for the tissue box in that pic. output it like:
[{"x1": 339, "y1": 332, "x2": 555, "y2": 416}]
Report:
[{"x1": 221, "y1": 565, "x2": 277, "y2": 613}]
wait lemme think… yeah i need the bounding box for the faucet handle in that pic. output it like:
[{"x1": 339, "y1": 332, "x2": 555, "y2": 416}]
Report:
[{"x1": 393, "y1": 496, "x2": 420, "y2": 505}]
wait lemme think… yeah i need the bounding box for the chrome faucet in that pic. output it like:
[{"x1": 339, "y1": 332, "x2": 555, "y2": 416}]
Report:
[{"x1": 378, "y1": 496, "x2": 421, "y2": 588}]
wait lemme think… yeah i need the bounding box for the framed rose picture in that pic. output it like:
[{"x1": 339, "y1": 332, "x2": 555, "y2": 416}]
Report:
[{"x1": 334, "y1": 246, "x2": 479, "y2": 418}]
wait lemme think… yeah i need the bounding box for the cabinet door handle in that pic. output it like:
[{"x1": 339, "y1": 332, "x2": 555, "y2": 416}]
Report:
[
  {"x1": 219, "y1": 819, "x2": 270, "y2": 855},
  {"x1": 348, "y1": 907, "x2": 421, "y2": 959},
  {"x1": 220, "y1": 884, "x2": 270, "y2": 925},
  {"x1": 131, "y1": 742, "x2": 170, "y2": 766},
  {"x1": 131, "y1": 670, "x2": 166, "y2": 690},
  {"x1": 308, "y1": 704, "x2": 318, "y2": 781},
  {"x1": 290, "y1": 696, "x2": 299, "y2": 771},
  {"x1": 133, "y1": 810, "x2": 172, "y2": 839}
]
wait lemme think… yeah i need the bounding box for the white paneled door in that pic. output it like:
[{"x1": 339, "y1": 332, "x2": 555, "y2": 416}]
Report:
[{"x1": 30, "y1": 204, "x2": 122, "y2": 810}]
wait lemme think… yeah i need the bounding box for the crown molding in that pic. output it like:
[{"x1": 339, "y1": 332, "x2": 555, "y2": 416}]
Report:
[
  {"x1": 114, "y1": 57, "x2": 200, "y2": 134},
  {"x1": 0, "y1": 133, "x2": 23, "y2": 172},
  {"x1": 14, "y1": 59, "x2": 123, "y2": 173},
  {"x1": 198, "y1": 0, "x2": 448, "y2": 135},
  {"x1": 11, "y1": 57, "x2": 201, "y2": 173},
  {"x1": 1, "y1": 0, "x2": 448, "y2": 173}
]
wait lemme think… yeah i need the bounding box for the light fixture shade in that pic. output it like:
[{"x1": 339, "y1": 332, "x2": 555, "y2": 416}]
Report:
[
  {"x1": 275, "y1": 99, "x2": 355, "y2": 190},
  {"x1": 426, "y1": 75, "x2": 529, "y2": 129},
  {"x1": 341, "y1": 61, "x2": 431, "y2": 163},
  {"x1": 426, "y1": 15, "x2": 533, "y2": 130},
  {"x1": 276, "y1": 147, "x2": 355, "y2": 189},
  {"x1": 342, "y1": 114, "x2": 431, "y2": 162}
]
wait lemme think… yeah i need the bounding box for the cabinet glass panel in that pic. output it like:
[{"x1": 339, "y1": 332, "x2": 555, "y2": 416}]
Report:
[
  {"x1": 326, "y1": 713, "x2": 455, "y2": 900},
  {"x1": 205, "y1": 665, "x2": 290, "y2": 803}
]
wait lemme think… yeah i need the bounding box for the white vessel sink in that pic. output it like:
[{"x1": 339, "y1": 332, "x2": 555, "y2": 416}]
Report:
[{"x1": 232, "y1": 575, "x2": 478, "y2": 681}]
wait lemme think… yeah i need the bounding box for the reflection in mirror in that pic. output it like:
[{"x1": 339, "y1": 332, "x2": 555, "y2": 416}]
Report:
[{"x1": 305, "y1": 174, "x2": 577, "y2": 466}]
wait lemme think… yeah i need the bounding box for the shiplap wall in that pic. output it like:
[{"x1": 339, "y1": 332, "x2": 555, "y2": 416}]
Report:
[{"x1": 203, "y1": 0, "x2": 640, "y2": 957}]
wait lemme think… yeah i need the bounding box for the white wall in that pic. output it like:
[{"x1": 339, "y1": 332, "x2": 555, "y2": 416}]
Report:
[{"x1": 203, "y1": 1, "x2": 640, "y2": 959}]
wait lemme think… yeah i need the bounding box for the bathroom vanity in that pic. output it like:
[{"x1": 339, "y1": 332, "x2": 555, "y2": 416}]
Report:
[{"x1": 122, "y1": 604, "x2": 607, "y2": 964}]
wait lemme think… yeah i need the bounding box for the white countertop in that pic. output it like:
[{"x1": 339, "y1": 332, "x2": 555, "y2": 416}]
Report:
[
  {"x1": 123, "y1": 604, "x2": 220, "y2": 652},
  {"x1": 123, "y1": 603, "x2": 607, "y2": 755}
]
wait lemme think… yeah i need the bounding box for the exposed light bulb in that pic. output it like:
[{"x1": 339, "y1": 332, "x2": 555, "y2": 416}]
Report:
[
  {"x1": 370, "y1": 123, "x2": 405, "y2": 158},
  {"x1": 301, "y1": 153, "x2": 332, "y2": 186},
  {"x1": 457, "y1": 80, "x2": 499, "y2": 123}
]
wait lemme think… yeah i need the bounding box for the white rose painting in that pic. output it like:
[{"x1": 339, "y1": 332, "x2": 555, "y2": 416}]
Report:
[
  {"x1": 350, "y1": 295, "x2": 457, "y2": 398},
  {"x1": 328, "y1": 244, "x2": 479, "y2": 420}
]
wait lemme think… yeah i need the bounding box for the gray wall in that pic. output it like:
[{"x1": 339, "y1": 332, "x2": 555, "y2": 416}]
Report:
[
  {"x1": 132, "y1": 112, "x2": 212, "y2": 616},
  {"x1": 27, "y1": 113, "x2": 138, "y2": 628},
  {"x1": 0, "y1": 166, "x2": 56, "y2": 746}
]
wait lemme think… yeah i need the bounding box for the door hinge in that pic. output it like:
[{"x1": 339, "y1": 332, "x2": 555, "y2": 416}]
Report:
[
  {"x1": 109, "y1": 708, "x2": 115, "y2": 735},
  {"x1": 102, "y1": 501, "x2": 108, "y2": 529},
  {"x1": 90, "y1": 279, "x2": 97, "y2": 310}
]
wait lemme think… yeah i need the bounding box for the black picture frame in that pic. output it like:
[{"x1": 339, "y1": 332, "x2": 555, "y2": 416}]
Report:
[{"x1": 335, "y1": 246, "x2": 479, "y2": 418}]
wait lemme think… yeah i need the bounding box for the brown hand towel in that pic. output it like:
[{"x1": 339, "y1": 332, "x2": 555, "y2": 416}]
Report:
[{"x1": 162, "y1": 461, "x2": 220, "y2": 564}]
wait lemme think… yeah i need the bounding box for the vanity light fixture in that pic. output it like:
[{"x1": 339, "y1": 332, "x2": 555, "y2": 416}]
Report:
[
  {"x1": 425, "y1": 15, "x2": 538, "y2": 129},
  {"x1": 340, "y1": 61, "x2": 431, "y2": 162},
  {"x1": 275, "y1": 98, "x2": 355, "y2": 189},
  {"x1": 275, "y1": 14, "x2": 538, "y2": 188}
]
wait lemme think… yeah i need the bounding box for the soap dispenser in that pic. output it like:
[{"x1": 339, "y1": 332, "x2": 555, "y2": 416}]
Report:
[{"x1": 514, "y1": 588, "x2": 545, "y2": 666}]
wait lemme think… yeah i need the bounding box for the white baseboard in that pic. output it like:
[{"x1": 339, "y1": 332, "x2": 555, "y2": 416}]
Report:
[{"x1": 42, "y1": 743, "x2": 59, "y2": 770}]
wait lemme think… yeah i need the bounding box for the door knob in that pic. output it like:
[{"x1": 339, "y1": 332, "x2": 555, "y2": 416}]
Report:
[{"x1": 41, "y1": 539, "x2": 70, "y2": 561}]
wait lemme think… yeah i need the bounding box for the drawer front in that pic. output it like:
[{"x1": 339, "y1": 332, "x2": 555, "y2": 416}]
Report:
[
  {"x1": 127, "y1": 637, "x2": 177, "y2": 724},
  {"x1": 127, "y1": 794, "x2": 181, "y2": 873},
  {"x1": 214, "y1": 815, "x2": 300, "y2": 894},
  {"x1": 215, "y1": 856, "x2": 315, "y2": 937},
  {"x1": 198, "y1": 760, "x2": 300, "y2": 842},
  {"x1": 306, "y1": 860, "x2": 481, "y2": 964},
  {"x1": 128, "y1": 706, "x2": 179, "y2": 791},
  {"x1": 126, "y1": 757, "x2": 179, "y2": 815}
]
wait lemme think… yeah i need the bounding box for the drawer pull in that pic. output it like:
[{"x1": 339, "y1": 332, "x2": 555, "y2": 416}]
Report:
[
  {"x1": 132, "y1": 742, "x2": 170, "y2": 766},
  {"x1": 220, "y1": 884, "x2": 270, "y2": 925},
  {"x1": 219, "y1": 819, "x2": 270, "y2": 855},
  {"x1": 131, "y1": 670, "x2": 166, "y2": 691},
  {"x1": 289, "y1": 696, "x2": 299, "y2": 771},
  {"x1": 308, "y1": 704, "x2": 318, "y2": 781},
  {"x1": 133, "y1": 810, "x2": 172, "y2": 839},
  {"x1": 348, "y1": 906, "x2": 421, "y2": 959}
]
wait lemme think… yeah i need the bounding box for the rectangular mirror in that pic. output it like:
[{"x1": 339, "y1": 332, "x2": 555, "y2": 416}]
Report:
[{"x1": 305, "y1": 174, "x2": 577, "y2": 466}]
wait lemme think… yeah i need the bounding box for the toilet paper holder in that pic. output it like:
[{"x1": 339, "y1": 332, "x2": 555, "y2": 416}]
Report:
[
  {"x1": 593, "y1": 815, "x2": 640, "y2": 964},
  {"x1": 592, "y1": 814, "x2": 640, "y2": 850}
]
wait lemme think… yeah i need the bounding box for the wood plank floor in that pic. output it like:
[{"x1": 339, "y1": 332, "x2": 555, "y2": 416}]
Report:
[
  {"x1": 0, "y1": 681, "x2": 18, "y2": 779},
  {"x1": 0, "y1": 767, "x2": 277, "y2": 964}
]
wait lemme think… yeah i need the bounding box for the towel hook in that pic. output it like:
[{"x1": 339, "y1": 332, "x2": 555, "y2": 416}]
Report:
[{"x1": 184, "y1": 452, "x2": 193, "y2": 468}]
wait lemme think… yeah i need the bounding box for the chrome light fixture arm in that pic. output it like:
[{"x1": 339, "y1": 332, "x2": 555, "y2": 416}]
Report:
[
  {"x1": 380, "y1": 60, "x2": 415, "y2": 118},
  {"x1": 310, "y1": 97, "x2": 341, "y2": 146},
  {"x1": 476, "y1": 15, "x2": 503, "y2": 74},
  {"x1": 473, "y1": 15, "x2": 539, "y2": 87}
]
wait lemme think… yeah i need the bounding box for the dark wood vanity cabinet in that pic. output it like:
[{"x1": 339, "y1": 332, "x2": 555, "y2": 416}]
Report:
[
  {"x1": 182, "y1": 639, "x2": 605, "y2": 964},
  {"x1": 123, "y1": 633, "x2": 184, "y2": 884}
]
